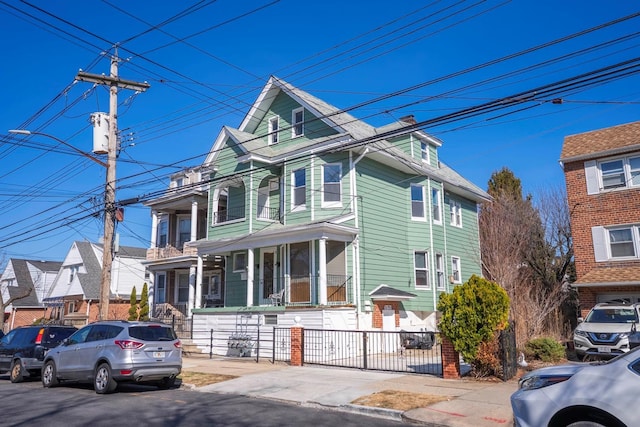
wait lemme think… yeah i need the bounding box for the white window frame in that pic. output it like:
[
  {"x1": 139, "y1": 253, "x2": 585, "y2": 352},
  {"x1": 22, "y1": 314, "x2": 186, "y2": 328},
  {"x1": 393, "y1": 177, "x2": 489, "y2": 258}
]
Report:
[
  {"x1": 176, "y1": 215, "x2": 191, "y2": 248},
  {"x1": 268, "y1": 116, "x2": 279, "y2": 145},
  {"x1": 608, "y1": 226, "x2": 638, "y2": 259},
  {"x1": 155, "y1": 273, "x2": 166, "y2": 304},
  {"x1": 157, "y1": 218, "x2": 168, "y2": 248},
  {"x1": 420, "y1": 141, "x2": 429, "y2": 163},
  {"x1": 414, "y1": 251, "x2": 430, "y2": 289},
  {"x1": 431, "y1": 188, "x2": 441, "y2": 224},
  {"x1": 291, "y1": 168, "x2": 306, "y2": 211},
  {"x1": 322, "y1": 163, "x2": 342, "y2": 207},
  {"x1": 451, "y1": 256, "x2": 461, "y2": 284},
  {"x1": 436, "y1": 253, "x2": 445, "y2": 290},
  {"x1": 68, "y1": 265, "x2": 79, "y2": 284},
  {"x1": 203, "y1": 272, "x2": 221, "y2": 299},
  {"x1": 411, "y1": 184, "x2": 426, "y2": 220},
  {"x1": 292, "y1": 107, "x2": 304, "y2": 138},
  {"x1": 177, "y1": 272, "x2": 189, "y2": 303},
  {"x1": 587, "y1": 155, "x2": 640, "y2": 194},
  {"x1": 450, "y1": 200, "x2": 462, "y2": 227},
  {"x1": 233, "y1": 252, "x2": 247, "y2": 272}
]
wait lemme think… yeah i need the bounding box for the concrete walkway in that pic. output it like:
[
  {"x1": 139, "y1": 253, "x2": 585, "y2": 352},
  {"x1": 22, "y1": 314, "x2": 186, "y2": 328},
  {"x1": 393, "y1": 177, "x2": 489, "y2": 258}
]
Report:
[{"x1": 181, "y1": 355, "x2": 516, "y2": 426}]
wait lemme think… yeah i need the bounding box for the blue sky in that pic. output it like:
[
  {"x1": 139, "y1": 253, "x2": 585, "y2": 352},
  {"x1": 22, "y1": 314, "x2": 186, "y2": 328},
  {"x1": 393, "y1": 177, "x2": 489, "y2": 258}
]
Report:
[{"x1": 1, "y1": 0, "x2": 639, "y2": 263}]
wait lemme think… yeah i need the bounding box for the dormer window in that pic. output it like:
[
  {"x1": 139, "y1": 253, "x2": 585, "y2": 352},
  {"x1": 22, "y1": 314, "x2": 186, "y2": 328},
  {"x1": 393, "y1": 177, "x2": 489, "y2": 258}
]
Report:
[
  {"x1": 292, "y1": 107, "x2": 304, "y2": 138},
  {"x1": 268, "y1": 116, "x2": 279, "y2": 145}
]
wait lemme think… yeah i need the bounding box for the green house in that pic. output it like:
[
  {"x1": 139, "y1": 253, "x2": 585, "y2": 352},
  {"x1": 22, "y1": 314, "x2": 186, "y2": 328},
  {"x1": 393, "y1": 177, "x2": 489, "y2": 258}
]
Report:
[{"x1": 145, "y1": 76, "x2": 489, "y2": 333}]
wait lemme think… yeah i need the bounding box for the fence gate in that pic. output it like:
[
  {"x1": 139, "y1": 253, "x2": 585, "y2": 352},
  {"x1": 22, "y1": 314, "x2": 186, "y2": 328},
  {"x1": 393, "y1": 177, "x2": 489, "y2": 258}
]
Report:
[
  {"x1": 499, "y1": 322, "x2": 517, "y2": 381},
  {"x1": 274, "y1": 328, "x2": 443, "y2": 376}
]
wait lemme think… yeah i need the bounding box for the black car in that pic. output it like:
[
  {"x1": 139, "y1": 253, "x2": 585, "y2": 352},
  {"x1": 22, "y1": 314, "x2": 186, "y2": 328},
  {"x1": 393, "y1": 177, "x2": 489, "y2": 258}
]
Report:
[{"x1": 0, "y1": 325, "x2": 77, "y2": 382}]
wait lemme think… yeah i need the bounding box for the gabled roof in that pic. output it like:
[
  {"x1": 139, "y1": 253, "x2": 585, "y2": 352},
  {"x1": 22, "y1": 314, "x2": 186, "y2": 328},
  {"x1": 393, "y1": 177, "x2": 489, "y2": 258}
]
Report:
[
  {"x1": 205, "y1": 75, "x2": 489, "y2": 202},
  {"x1": 560, "y1": 121, "x2": 640, "y2": 162},
  {"x1": 369, "y1": 284, "x2": 417, "y2": 301},
  {"x1": 6, "y1": 259, "x2": 62, "y2": 307}
]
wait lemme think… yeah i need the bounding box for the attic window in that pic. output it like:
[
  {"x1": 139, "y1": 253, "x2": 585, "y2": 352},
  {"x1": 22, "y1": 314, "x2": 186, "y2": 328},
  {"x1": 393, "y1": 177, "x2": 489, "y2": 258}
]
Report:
[
  {"x1": 268, "y1": 116, "x2": 279, "y2": 145},
  {"x1": 292, "y1": 107, "x2": 304, "y2": 138}
]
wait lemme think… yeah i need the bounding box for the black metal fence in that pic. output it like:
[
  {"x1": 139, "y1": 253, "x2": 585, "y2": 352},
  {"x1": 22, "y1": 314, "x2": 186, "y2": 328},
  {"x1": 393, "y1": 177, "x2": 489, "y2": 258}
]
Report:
[
  {"x1": 274, "y1": 328, "x2": 443, "y2": 376},
  {"x1": 499, "y1": 322, "x2": 518, "y2": 381}
]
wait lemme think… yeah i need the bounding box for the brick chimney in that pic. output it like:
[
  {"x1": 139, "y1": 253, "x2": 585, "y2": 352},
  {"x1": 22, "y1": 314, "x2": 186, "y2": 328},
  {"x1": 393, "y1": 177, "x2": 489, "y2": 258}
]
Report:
[{"x1": 399, "y1": 114, "x2": 416, "y2": 125}]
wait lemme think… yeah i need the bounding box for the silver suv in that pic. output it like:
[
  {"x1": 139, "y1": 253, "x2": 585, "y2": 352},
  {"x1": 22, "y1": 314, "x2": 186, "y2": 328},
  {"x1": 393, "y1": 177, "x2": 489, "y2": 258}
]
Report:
[
  {"x1": 42, "y1": 320, "x2": 182, "y2": 394},
  {"x1": 573, "y1": 302, "x2": 639, "y2": 361}
]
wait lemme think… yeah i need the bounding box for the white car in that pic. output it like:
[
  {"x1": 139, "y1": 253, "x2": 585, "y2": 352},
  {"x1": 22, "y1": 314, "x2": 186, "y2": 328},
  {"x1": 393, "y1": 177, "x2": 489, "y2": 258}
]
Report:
[
  {"x1": 511, "y1": 347, "x2": 640, "y2": 427},
  {"x1": 573, "y1": 303, "x2": 639, "y2": 361}
]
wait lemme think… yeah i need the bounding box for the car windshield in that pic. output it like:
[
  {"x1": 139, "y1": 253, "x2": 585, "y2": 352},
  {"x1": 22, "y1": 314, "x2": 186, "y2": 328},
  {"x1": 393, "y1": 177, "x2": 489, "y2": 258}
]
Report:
[
  {"x1": 128, "y1": 325, "x2": 177, "y2": 341},
  {"x1": 585, "y1": 307, "x2": 638, "y2": 323}
]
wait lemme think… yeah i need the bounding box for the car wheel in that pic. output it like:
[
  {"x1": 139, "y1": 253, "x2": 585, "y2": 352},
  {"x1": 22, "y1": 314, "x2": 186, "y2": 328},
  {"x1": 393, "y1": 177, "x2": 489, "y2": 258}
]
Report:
[
  {"x1": 42, "y1": 360, "x2": 59, "y2": 388},
  {"x1": 94, "y1": 363, "x2": 117, "y2": 394},
  {"x1": 157, "y1": 376, "x2": 176, "y2": 390},
  {"x1": 10, "y1": 360, "x2": 24, "y2": 383}
]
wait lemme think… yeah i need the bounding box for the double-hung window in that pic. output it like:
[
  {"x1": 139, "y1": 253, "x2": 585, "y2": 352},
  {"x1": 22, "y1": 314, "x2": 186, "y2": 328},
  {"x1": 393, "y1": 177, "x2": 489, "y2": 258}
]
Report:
[
  {"x1": 601, "y1": 159, "x2": 626, "y2": 190},
  {"x1": 157, "y1": 219, "x2": 168, "y2": 247},
  {"x1": 292, "y1": 107, "x2": 304, "y2": 137},
  {"x1": 451, "y1": 256, "x2": 461, "y2": 283},
  {"x1": 177, "y1": 273, "x2": 189, "y2": 303},
  {"x1": 268, "y1": 116, "x2": 279, "y2": 145},
  {"x1": 177, "y1": 217, "x2": 191, "y2": 248},
  {"x1": 609, "y1": 227, "x2": 636, "y2": 258},
  {"x1": 421, "y1": 141, "x2": 429, "y2": 162},
  {"x1": 322, "y1": 164, "x2": 342, "y2": 207},
  {"x1": 414, "y1": 251, "x2": 430, "y2": 289},
  {"x1": 450, "y1": 200, "x2": 462, "y2": 227},
  {"x1": 431, "y1": 188, "x2": 441, "y2": 223},
  {"x1": 156, "y1": 273, "x2": 166, "y2": 304},
  {"x1": 411, "y1": 184, "x2": 425, "y2": 219},
  {"x1": 588, "y1": 155, "x2": 640, "y2": 193},
  {"x1": 233, "y1": 252, "x2": 247, "y2": 272},
  {"x1": 435, "y1": 253, "x2": 445, "y2": 290},
  {"x1": 292, "y1": 168, "x2": 306, "y2": 210}
]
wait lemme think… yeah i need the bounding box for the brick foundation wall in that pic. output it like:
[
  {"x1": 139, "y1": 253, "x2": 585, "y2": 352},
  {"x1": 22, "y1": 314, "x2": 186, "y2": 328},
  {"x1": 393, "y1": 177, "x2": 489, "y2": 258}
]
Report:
[{"x1": 372, "y1": 301, "x2": 400, "y2": 329}]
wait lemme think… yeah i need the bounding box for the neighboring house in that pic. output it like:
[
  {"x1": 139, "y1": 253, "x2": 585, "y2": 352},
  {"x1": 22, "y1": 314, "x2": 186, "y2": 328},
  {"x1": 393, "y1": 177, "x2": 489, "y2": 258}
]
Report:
[
  {"x1": 145, "y1": 76, "x2": 489, "y2": 336},
  {"x1": 0, "y1": 259, "x2": 62, "y2": 331},
  {"x1": 43, "y1": 241, "x2": 148, "y2": 327},
  {"x1": 142, "y1": 167, "x2": 210, "y2": 318},
  {"x1": 560, "y1": 121, "x2": 640, "y2": 317}
]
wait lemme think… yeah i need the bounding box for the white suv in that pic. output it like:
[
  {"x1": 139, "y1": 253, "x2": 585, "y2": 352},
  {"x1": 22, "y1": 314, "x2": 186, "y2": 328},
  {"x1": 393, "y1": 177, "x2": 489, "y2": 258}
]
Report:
[{"x1": 573, "y1": 302, "x2": 639, "y2": 361}]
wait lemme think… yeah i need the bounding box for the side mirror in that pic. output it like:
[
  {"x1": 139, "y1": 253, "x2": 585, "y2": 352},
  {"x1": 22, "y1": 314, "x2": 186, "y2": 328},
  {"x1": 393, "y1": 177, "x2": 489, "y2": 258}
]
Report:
[{"x1": 577, "y1": 317, "x2": 584, "y2": 323}]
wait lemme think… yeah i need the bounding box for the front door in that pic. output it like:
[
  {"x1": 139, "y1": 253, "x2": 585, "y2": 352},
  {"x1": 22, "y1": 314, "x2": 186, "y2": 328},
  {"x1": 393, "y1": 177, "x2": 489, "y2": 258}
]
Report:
[{"x1": 260, "y1": 249, "x2": 276, "y2": 305}]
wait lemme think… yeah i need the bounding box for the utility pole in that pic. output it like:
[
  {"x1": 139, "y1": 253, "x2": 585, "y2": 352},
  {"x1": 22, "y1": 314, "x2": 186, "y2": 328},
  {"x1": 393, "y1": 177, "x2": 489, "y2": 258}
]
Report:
[{"x1": 76, "y1": 49, "x2": 150, "y2": 321}]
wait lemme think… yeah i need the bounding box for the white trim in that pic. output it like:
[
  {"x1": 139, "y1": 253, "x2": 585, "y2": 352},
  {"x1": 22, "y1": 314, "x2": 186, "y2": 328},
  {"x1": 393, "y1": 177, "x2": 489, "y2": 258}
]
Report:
[
  {"x1": 321, "y1": 163, "x2": 343, "y2": 208},
  {"x1": 411, "y1": 183, "x2": 426, "y2": 221},
  {"x1": 291, "y1": 167, "x2": 306, "y2": 212},
  {"x1": 414, "y1": 250, "x2": 430, "y2": 290},
  {"x1": 292, "y1": 107, "x2": 304, "y2": 138},
  {"x1": 268, "y1": 115, "x2": 279, "y2": 145}
]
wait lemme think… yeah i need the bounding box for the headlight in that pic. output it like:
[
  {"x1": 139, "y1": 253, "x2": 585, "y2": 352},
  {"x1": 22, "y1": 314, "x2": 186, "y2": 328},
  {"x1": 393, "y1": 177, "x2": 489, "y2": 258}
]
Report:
[
  {"x1": 619, "y1": 333, "x2": 629, "y2": 339},
  {"x1": 574, "y1": 330, "x2": 586, "y2": 337},
  {"x1": 519, "y1": 374, "x2": 573, "y2": 391}
]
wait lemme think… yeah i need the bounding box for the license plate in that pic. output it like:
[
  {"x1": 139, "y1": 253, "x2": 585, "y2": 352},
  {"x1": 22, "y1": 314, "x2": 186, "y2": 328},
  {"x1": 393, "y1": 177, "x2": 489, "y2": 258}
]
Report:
[
  {"x1": 597, "y1": 347, "x2": 611, "y2": 353},
  {"x1": 153, "y1": 351, "x2": 165, "y2": 358}
]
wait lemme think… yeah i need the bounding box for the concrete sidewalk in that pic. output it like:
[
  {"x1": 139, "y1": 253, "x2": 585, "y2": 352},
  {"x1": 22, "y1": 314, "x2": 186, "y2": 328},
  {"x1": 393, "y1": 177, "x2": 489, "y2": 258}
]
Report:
[{"x1": 180, "y1": 355, "x2": 516, "y2": 426}]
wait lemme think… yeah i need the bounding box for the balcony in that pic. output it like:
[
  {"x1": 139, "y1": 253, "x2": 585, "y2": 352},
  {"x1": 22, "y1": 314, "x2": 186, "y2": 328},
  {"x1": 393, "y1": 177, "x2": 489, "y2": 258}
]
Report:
[
  {"x1": 257, "y1": 207, "x2": 280, "y2": 222},
  {"x1": 212, "y1": 206, "x2": 245, "y2": 225},
  {"x1": 146, "y1": 244, "x2": 198, "y2": 261}
]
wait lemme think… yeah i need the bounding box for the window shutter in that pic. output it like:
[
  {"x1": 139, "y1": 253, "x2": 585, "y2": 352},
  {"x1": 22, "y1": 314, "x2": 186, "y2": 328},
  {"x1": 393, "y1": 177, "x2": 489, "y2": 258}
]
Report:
[
  {"x1": 584, "y1": 160, "x2": 599, "y2": 195},
  {"x1": 592, "y1": 226, "x2": 608, "y2": 262}
]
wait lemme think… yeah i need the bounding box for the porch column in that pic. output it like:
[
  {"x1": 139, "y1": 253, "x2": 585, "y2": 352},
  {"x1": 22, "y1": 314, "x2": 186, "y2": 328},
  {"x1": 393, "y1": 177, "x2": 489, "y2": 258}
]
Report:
[
  {"x1": 190, "y1": 199, "x2": 198, "y2": 242},
  {"x1": 247, "y1": 248, "x2": 254, "y2": 306},
  {"x1": 150, "y1": 210, "x2": 158, "y2": 248},
  {"x1": 188, "y1": 265, "x2": 196, "y2": 316},
  {"x1": 195, "y1": 255, "x2": 203, "y2": 309},
  {"x1": 318, "y1": 238, "x2": 327, "y2": 305}
]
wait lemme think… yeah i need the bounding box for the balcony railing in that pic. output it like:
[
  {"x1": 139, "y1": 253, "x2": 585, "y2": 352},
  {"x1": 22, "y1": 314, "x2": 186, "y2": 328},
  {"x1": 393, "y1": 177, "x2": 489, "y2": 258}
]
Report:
[
  {"x1": 146, "y1": 244, "x2": 198, "y2": 260},
  {"x1": 257, "y1": 207, "x2": 280, "y2": 221},
  {"x1": 213, "y1": 207, "x2": 245, "y2": 224}
]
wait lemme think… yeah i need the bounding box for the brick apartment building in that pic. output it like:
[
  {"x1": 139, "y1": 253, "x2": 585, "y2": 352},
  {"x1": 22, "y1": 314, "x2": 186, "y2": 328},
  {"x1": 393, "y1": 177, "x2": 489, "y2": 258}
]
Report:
[{"x1": 560, "y1": 121, "x2": 640, "y2": 316}]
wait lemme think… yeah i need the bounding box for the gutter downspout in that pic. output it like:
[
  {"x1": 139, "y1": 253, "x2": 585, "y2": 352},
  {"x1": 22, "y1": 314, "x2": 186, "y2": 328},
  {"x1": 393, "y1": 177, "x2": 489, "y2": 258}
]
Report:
[{"x1": 350, "y1": 148, "x2": 368, "y2": 328}]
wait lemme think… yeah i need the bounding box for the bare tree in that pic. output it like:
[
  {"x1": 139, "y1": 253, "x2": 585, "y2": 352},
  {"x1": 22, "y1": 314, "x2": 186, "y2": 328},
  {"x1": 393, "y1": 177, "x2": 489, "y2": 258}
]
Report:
[{"x1": 480, "y1": 170, "x2": 574, "y2": 347}]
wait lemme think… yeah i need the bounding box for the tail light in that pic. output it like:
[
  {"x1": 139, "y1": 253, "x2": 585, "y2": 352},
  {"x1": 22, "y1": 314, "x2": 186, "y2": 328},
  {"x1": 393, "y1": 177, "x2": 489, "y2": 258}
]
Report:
[
  {"x1": 115, "y1": 340, "x2": 144, "y2": 350},
  {"x1": 35, "y1": 328, "x2": 45, "y2": 345},
  {"x1": 174, "y1": 340, "x2": 182, "y2": 349}
]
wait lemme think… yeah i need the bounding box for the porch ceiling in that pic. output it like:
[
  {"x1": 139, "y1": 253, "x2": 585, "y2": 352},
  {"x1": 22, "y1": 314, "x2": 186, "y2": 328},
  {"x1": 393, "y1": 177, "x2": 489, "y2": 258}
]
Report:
[{"x1": 188, "y1": 221, "x2": 358, "y2": 255}]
